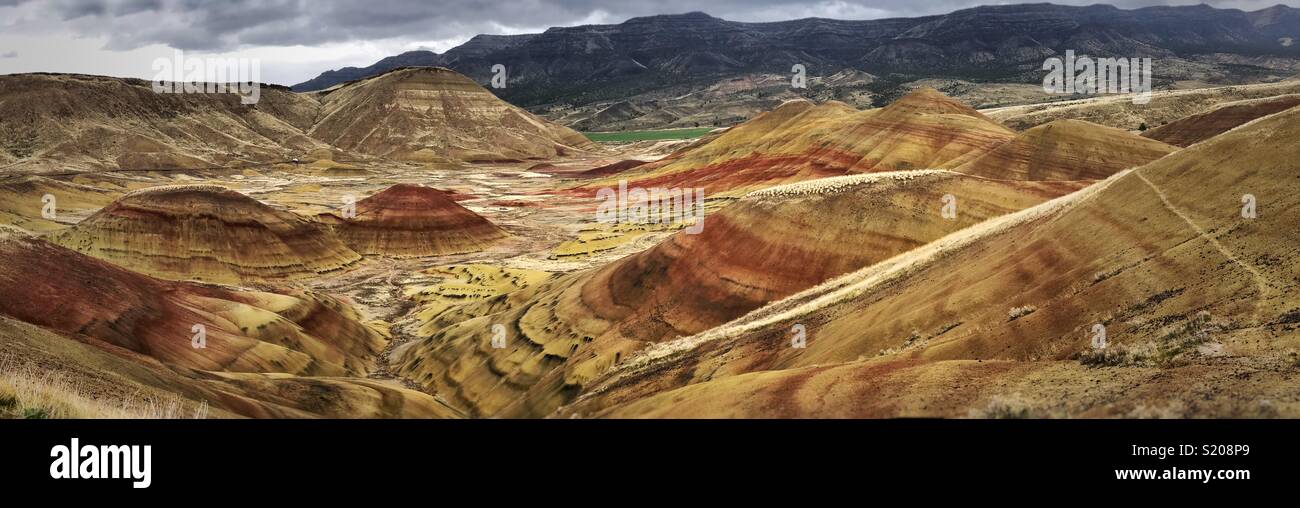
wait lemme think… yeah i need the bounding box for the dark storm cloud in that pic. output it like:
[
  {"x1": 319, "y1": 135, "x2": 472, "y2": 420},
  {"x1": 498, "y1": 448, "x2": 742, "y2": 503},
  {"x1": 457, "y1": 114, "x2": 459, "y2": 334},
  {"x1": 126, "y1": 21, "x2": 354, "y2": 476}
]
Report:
[{"x1": 2, "y1": 0, "x2": 1296, "y2": 51}]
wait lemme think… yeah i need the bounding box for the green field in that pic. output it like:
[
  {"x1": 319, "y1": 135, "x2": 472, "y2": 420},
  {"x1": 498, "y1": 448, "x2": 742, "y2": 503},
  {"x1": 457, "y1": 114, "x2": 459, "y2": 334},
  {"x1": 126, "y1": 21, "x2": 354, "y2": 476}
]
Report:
[{"x1": 582, "y1": 127, "x2": 714, "y2": 143}]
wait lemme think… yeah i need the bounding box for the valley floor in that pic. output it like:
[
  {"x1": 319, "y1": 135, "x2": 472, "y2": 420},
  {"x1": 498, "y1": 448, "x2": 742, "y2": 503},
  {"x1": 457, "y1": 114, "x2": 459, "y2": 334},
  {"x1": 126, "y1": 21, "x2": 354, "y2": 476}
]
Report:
[{"x1": 0, "y1": 149, "x2": 691, "y2": 418}]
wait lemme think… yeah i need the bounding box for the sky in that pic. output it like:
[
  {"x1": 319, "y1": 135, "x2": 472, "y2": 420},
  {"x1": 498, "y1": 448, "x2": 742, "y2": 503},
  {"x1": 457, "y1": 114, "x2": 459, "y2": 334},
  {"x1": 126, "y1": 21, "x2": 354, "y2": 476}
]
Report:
[{"x1": 0, "y1": 0, "x2": 1295, "y2": 86}]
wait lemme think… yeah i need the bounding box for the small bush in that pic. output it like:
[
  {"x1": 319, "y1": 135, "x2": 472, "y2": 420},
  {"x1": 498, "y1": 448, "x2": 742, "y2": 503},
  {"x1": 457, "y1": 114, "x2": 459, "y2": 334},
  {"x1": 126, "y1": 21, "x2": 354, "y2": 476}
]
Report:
[
  {"x1": 970, "y1": 395, "x2": 1035, "y2": 419},
  {"x1": 1007, "y1": 305, "x2": 1037, "y2": 321},
  {"x1": 1076, "y1": 313, "x2": 1218, "y2": 368},
  {"x1": 1077, "y1": 343, "x2": 1152, "y2": 367},
  {"x1": 1150, "y1": 312, "x2": 1216, "y2": 367},
  {"x1": 23, "y1": 407, "x2": 49, "y2": 419}
]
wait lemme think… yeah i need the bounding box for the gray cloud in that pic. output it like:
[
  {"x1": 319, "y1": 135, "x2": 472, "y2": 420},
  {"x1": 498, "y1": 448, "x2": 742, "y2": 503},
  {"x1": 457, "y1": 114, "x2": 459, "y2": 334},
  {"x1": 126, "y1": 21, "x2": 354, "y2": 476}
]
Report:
[
  {"x1": 1, "y1": 0, "x2": 1297, "y2": 85},
  {"x1": 2, "y1": 0, "x2": 1296, "y2": 52}
]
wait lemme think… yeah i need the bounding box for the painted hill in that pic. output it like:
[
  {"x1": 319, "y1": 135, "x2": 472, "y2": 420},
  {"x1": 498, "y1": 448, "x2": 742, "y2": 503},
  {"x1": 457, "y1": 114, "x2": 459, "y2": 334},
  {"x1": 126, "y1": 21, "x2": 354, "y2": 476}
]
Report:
[
  {"x1": 0, "y1": 175, "x2": 119, "y2": 233},
  {"x1": 51, "y1": 184, "x2": 360, "y2": 284},
  {"x1": 0, "y1": 228, "x2": 447, "y2": 418},
  {"x1": 391, "y1": 170, "x2": 1083, "y2": 417},
  {"x1": 0, "y1": 73, "x2": 325, "y2": 174},
  {"x1": 0, "y1": 68, "x2": 597, "y2": 174},
  {"x1": 308, "y1": 67, "x2": 595, "y2": 162},
  {"x1": 577, "y1": 159, "x2": 650, "y2": 178},
  {"x1": 1142, "y1": 94, "x2": 1300, "y2": 147},
  {"x1": 581, "y1": 88, "x2": 1017, "y2": 195},
  {"x1": 565, "y1": 103, "x2": 1300, "y2": 418},
  {"x1": 325, "y1": 183, "x2": 508, "y2": 257},
  {"x1": 983, "y1": 80, "x2": 1300, "y2": 132},
  {"x1": 954, "y1": 119, "x2": 1178, "y2": 180}
]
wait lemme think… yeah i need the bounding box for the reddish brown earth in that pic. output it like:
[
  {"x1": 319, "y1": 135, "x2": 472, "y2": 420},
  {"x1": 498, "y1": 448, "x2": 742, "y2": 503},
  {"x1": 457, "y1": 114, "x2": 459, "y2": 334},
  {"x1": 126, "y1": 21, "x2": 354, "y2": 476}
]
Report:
[
  {"x1": 954, "y1": 119, "x2": 1178, "y2": 180},
  {"x1": 0, "y1": 228, "x2": 446, "y2": 418},
  {"x1": 324, "y1": 183, "x2": 508, "y2": 257},
  {"x1": 562, "y1": 104, "x2": 1300, "y2": 418},
  {"x1": 391, "y1": 170, "x2": 1084, "y2": 417},
  {"x1": 576, "y1": 159, "x2": 650, "y2": 178},
  {"x1": 1142, "y1": 94, "x2": 1300, "y2": 147},
  {"x1": 576, "y1": 88, "x2": 1017, "y2": 196},
  {"x1": 2, "y1": 228, "x2": 374, "y2": 375}
]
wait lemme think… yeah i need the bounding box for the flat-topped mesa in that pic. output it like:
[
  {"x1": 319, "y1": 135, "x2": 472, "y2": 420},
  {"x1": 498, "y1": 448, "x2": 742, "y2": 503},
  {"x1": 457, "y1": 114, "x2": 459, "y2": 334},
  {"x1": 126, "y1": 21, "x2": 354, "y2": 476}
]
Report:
[
  {"x1": 309, "y1": 66, "x2": 597, "y2": 162},
  {"x1": 328, "y1": 183, "x2": 508, "y2": 257},
  {"x1": 954, "y1": 119, "x2": 1178, "y2": 181},
  {"x1": 51, "y1": 184, "x2": 360, "y2": 284}
]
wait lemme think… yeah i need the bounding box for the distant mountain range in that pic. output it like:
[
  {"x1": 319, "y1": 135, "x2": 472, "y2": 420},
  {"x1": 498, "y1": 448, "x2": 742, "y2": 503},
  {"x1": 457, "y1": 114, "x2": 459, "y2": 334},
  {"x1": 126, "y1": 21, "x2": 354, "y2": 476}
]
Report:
[{"x1": 294, "y1": 3, "x2": 1300, "y2": 119}]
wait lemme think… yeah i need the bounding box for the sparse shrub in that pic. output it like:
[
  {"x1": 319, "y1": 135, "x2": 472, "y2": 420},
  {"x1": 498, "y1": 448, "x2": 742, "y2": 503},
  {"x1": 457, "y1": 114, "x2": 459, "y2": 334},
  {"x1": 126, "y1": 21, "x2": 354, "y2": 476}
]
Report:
[
  {"x1": 23, "y1": 407, "x2": 49, "y2": 419},
  {"x1": 1077, "y1": 342, "x2": 1151, "y2": 367},
  {"x1": 1151, "y1": 312, "x2": 1216, "y2": 367},
  {"x1": 1127, "y1": 401, "x2": 1187, "y2": 419},
  {"x1": 1007, "y1": 305, "x2": 1037, "y2": 321},
  {"x1": 1092, "y1": 267, "x2": 1121, "y2": 284},
  {"x1": 3, "y1": 130, "x2": 39, "y2": 159},
  {"x1": 935, "y1": 321, "x2": 962, "y2": 337},
  {"x1": 970, "y1": 395, "x2": 1035, "y2": 419},
  {"x1": 1079, "y1": 313, "x2": 1219, "y2": 369}
]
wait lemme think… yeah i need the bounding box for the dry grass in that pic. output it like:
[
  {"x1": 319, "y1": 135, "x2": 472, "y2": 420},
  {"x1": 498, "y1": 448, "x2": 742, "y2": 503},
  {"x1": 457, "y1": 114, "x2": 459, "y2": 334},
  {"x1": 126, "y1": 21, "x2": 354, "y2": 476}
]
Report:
[
  {"x1": 1076, "y1": 312, "x2": 1221, "y2": 369},
  {"x1": 968, "y1": 394, "x2": 1036, "y2": 419},
  {"x1": 747, "y1": 169, "x2": 949, "y2": 199},
  {"x1": 120, "y1": 183, "x2": 235, "y2": 197},
  {"x1": 0, "y1": 357, "x2": 208, "y2": 419}
]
